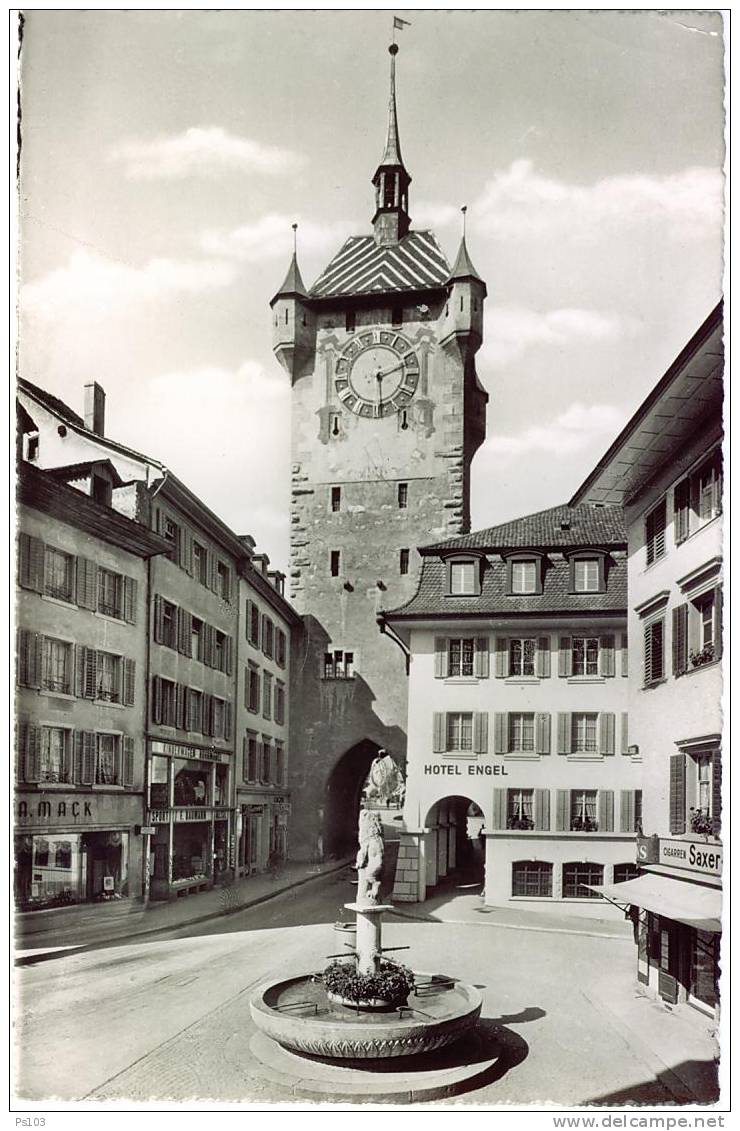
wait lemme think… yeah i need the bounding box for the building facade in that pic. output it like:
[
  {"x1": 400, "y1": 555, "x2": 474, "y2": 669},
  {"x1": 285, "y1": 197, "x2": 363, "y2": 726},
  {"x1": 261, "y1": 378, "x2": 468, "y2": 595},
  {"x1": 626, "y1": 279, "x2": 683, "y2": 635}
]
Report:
[
  {"x1": 380, "y1": 503, "x2": 641, "y2": 918},
  {"x1": 15, "y1": 463, "x2": 167, "y2": 911},
  {"x1": 235, "y1": 552, "x2": 298, "y2": 877},
  {"x1": 273, "y1": 43, "x2": 488, "y2": 860},
  {"x1": 571, "y1": 302, "x2": 723, "y2": 1016},
  {"x1": 16, "y1": 377, "x2": 299, "y2": 902}
]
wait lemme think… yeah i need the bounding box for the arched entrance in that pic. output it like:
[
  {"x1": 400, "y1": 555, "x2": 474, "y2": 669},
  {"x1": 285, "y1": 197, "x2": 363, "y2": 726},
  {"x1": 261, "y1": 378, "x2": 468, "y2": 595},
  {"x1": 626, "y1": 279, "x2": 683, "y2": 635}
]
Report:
[
  {"x1": 324, "y1": 739, "x2": 382, "y2": 859},
  {"x1": 423, "y1": 795, "x2": 485, "y2": 895}
]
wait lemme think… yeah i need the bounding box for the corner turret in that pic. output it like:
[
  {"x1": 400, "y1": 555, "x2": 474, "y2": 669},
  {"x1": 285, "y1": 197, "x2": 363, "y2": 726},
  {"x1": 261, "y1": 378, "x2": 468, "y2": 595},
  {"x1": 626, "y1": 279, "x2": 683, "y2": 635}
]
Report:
[
  {"x1": 439, "y1": 229, "x2": 487, "y2": 361},
  {"x1": 270, "y1": 232, "x2": 316, "y2": 381}
]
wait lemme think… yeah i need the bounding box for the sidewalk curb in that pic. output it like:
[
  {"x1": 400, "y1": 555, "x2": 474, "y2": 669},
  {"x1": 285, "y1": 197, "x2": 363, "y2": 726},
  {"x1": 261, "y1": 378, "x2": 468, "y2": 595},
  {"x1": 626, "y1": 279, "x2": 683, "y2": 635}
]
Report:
[
  {"x1": 15, "y1": 859, "x2": 353, "y2": 965},
  {"x1": 388, "y1": 905, "x2": 630, "y2": 941}
]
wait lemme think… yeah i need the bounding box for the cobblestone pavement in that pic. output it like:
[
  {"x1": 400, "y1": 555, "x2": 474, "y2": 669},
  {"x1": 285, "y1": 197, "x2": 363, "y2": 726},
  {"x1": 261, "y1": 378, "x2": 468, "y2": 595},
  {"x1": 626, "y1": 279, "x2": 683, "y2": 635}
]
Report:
[{"x1": 14, "y1": 871, "x2": 720, "y2": 1107}]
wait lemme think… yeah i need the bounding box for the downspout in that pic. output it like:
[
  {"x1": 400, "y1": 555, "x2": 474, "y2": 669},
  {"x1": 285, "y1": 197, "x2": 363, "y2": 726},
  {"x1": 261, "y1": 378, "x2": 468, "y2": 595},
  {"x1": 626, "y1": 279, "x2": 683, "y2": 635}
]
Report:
[
  {"x1": 142, "y1": 554, "x2": 153, "y2": 906},
  {"x1": 377, "y1": 613, "x2": 411, "y2": 675}
]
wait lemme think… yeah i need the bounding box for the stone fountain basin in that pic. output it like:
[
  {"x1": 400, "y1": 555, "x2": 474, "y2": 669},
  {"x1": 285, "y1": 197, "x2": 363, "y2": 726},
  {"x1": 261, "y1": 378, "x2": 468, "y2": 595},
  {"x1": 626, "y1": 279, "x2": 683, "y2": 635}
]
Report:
[{"x1": 250, "y1": 973, "x2": 482, "y2": 1059}]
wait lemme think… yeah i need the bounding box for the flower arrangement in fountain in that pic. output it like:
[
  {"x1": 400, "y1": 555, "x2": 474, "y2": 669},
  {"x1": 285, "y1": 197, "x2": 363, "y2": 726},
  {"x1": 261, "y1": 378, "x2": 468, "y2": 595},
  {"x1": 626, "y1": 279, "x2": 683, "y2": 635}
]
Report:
[{"x1": 320, "y1": 959, "x2": 415, "y2": 1007}]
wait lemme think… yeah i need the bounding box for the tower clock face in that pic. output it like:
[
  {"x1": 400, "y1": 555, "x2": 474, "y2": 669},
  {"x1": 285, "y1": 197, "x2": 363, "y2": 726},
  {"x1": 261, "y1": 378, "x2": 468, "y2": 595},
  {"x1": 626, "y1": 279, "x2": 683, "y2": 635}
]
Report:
[{"x1": 334, "y1": 329, "x2": 420, "y2": 417}]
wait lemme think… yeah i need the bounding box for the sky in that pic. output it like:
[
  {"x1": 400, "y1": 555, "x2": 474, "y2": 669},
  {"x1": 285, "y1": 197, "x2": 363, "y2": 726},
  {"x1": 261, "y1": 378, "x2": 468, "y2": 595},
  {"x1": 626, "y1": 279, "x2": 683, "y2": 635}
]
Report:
[{"x1": 18, "y1": 10, "x2": 725, "y2": 574}]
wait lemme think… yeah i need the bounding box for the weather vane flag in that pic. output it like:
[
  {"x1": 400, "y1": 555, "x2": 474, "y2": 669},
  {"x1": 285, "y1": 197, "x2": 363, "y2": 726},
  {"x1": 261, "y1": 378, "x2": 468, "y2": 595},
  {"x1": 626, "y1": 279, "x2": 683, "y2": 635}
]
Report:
[{"x1": 393, "y1": 15, "x2": 411, "y2": 42}]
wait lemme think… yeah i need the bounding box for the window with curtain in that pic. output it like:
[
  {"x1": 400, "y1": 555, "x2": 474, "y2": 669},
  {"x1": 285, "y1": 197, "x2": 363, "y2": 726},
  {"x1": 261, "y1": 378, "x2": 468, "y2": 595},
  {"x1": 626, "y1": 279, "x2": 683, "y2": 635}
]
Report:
[
  {"x1": 572, "y1": 637, "x2": 599, "y2": 676},
  {"x1": 572, "y1": 713, "x2": 598, "y2": 753},
  {"x1": 507, "y1": 789, "x2": 534, "y2": 829},
  {"x1": 449, "y1": 638, "x2": 475, "y2": 677},
  {"x1": 446, "y1": 712, "x2": 473, "y2": 751},
  {"x1": 508, "y1": 713, "x2": 535, "y2": 752},
  {"x1": 570, "y1": 789, "x2": 598, "y2": 831},
  {"x1": 509, "y1": 638, "x2": 536, "y2": 676}
]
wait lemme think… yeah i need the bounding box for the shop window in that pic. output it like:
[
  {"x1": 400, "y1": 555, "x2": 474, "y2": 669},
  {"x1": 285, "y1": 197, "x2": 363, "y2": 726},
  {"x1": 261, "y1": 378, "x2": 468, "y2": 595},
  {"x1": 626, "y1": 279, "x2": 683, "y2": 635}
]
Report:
[
  {"x1": 509, "y1": 638, "x2": 536, "y2": 677},
  {"x1": 174, "y1": 765, "x2": 209, "y2": 806},
  {"x1": 562, "y1": 861, "x2": 603, "y2": 899},
  {"x1": 645, "y1": 500, "x2": 666, "y2": 566},
  {"x1": 614, "y1": 863, "x2": 640, "y2": 884},
  {"x1": 512, "y1": 861, "x2": 552, "y2": 898},
  {"x1": 570, "y1": 789, "x2": 598, "y2": 831},
  {"x1": 41, "y1": 637, "x2": 73, "y2": 695},
  {"x1": 40, "y1": 727, "x2": 72, "y2": 783},
  {"x1": 54, "y1": 841, "x2": 72, "y2": 870},
  {"x1": 35, "y1": 838, "x2": 49, "y2": 867},
  {"x1": 690, "y1": 928, "x2": 719, "y2": 1010},
  {"x1": 508, "y1": 713, "x2": 535, "y2": 754},
  {"x1": 44, "y1": 546, "x2": 75, "y2": 602},
  {"x1": 643, "y1": 618, "x2": 665, "y2": 685},
  {"x1": 507, "y1": 789, "x2": 534, "y2": 830},
  {"x1": 96, "y1": 734, "x2": 121, "y2": 785},
  {"x1": 572, "y1": 637, "x2": 599, "y2": 676}
]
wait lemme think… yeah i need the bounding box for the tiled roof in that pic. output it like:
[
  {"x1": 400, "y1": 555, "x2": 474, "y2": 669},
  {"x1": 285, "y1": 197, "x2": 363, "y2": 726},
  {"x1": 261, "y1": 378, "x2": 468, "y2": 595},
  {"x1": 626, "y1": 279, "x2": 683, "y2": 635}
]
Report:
[
  {"x1": 19, "y1": 379, "x2": 85, "y2": 428},
  {"x1": 424, "y1": 503, "x2": 626, "y2": 553},
  {"x1": 310, "y1": 231, "x2": 450, "y2": 299},
  {"x1": 383, "y1": 554, "x2": 627, "y2": 620}
]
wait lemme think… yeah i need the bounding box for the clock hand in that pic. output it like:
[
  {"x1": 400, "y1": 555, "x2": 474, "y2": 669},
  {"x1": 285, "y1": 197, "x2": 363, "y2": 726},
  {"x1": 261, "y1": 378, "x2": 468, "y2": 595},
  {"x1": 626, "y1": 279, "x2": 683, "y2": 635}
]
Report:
[{"x1": 376, "y1": 361, "x2": 404, "y2": 379}]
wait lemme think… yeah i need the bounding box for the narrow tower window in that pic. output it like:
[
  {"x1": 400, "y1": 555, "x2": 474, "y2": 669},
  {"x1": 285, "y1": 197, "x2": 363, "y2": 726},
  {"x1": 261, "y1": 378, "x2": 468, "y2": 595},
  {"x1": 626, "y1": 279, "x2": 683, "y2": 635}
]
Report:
[
  {"x1": 398, "y1": 483, "x2": 408, "y2": 509},
  {"x1": 400, "y1": 549, "x2": 410, "y2": 575},
  {"x1": 330, "y1": 550, "x2": 341, "y2": 577},
  {"x1": 345, "y1": 310, "x2": 356, "y2": 333},
  {"x1": 392, "y1": 305, "x2": 403, "y2": 326},
  {"x1": 331, "y1": 487, "x2": 341, "y2": 513}
]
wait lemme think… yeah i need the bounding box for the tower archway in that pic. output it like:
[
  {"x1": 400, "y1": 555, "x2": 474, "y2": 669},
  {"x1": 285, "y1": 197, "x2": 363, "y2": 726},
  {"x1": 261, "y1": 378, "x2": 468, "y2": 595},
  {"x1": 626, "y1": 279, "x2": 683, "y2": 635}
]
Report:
[{"x1": 324, "y1": 738, "x2": 383, "y2": 859}]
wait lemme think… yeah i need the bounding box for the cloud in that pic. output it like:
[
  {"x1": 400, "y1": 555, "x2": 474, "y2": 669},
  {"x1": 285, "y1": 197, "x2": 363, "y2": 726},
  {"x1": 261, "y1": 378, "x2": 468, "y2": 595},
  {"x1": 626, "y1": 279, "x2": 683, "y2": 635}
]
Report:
[
  {"x1": 484, "y1": 402, "x2": 625, "y2": 458},
  {"x1": 482, "y1": 305, "x2": 629, "y2": 366},
  {"x1": 109, "y1": 127, "x2": 304, "y2": 180},
  {"x1": 200, "y1": 212, "x2": 356, "y2": 264},
  {"x1": 22, "y1": 248, "x2": 237, "y2": 317},
  {"x1": 413, "y1": 201, "x2": 461, "y2": 229},
  {"x1": 474, "y1": 160, "x2": 723, "y2": 241}
]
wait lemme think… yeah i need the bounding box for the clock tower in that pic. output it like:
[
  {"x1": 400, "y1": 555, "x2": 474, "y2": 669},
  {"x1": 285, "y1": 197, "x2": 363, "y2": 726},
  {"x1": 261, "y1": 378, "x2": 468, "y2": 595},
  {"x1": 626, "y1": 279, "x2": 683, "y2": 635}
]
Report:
[{"x1": 270, "y1": 41, "x2": 488, "y2": 860}]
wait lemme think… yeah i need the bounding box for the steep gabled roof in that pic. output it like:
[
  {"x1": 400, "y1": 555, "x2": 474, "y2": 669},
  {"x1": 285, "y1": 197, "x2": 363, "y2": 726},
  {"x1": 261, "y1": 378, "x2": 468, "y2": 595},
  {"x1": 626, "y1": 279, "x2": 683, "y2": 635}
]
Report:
[
  {"x1": 310, "y1": 231, "x2": 450, "y2": 299},
  {"x1": 447, "y1": 236, "x2": 485, "y2": 287}
]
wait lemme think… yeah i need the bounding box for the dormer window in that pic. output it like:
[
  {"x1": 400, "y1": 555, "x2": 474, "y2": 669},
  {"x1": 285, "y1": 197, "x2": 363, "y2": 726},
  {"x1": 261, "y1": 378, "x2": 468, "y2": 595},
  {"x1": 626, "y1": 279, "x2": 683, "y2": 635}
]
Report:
[
  {"x1": 447, "y1": 558, "x2": 480, "y2": 596},
  {"x1": 569, "y1": 553, "x2": 606, "y2": 594},
  {"x1": 511, "y1": 561, "x2": 537, "y2": 594}
]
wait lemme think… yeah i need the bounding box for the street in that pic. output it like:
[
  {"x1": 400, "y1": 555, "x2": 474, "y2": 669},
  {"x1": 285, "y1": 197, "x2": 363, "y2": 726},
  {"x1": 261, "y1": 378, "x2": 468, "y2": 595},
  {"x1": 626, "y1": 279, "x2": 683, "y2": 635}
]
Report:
[{"x1": 14, "y1": 869, "x2": 719, "y2": 1106}]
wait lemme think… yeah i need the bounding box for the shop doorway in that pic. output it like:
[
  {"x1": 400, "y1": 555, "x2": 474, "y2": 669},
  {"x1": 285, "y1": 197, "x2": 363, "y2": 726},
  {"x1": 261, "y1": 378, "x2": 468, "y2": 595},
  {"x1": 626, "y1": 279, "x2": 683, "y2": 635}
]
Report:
[{"x1": 423, "y1": 796, "x2": 485, "y2": 896}]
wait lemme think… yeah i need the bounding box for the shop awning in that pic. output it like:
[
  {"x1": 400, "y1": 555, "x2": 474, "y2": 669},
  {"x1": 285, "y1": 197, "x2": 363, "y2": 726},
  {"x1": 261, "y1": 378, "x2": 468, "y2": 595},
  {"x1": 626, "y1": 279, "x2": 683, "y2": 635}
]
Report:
[{"x1": 587, "y1": 873, "x2": 722, "y2": 933}]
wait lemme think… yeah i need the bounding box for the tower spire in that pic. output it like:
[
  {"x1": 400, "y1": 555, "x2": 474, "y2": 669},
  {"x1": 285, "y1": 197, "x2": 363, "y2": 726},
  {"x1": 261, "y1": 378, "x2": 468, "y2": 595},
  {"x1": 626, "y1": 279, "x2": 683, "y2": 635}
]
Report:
[{"x1": 371, "y1": 42, "x2": 412, "y2": 246}]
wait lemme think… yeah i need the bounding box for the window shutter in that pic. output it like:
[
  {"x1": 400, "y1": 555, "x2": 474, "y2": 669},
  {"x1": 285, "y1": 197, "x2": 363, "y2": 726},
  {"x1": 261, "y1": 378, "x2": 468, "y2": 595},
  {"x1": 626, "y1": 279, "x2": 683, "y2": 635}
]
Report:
[
  {"x1": 669, "y1": 753, "x2": 686, "y2": 834},
  {"x1": 151, "y1": 676, "x2": 162, "y2": 724},
  {"x1": 555, "y1": 790, "x2": 569, "y2": 831},
  {"x1": 621, "y1": 713, "x2": 629, "y2": 755},
  {"x1": 203, "y1": 694, "x2": 213, "y2": 737},
  {"x1": 473, "y1": 711, "x2": 488, "y2": 754},
  {"x1": 534, "y1": 789, "x2": 550, "y2": 831},
  {"x1": 432, "y1": 712, "x2": 445, "y2": 753},
  {"x1": 17, "y1": 629, "x2": 42, "y2": 689},
  {"x1": 203, "y1": 623, "x2": 215, "y2": 667},
  {"x1": 599, "y1": 635, "x2": 615, "y2": 677},
  {"x1": 179, "y1": 526, "x2": 192, "y2": 573},
  {"x1": 557, "y1": 713, "x2": 571, "y2": 755},
  {"x1": 123, "y1": 576, "x2": 137, "y2": 623},
  {"x1": 536, "y1": 637, "x2": 551, "y2": 678},
  {"x1": 598, "y1": 790, "x2": 614, "y2": 832},
  {"x1": 246, "y1": 601, "x2": 253, "y2": 640},
  {"x1": 83, "y1": 731, "x2": 96, "y2": 785},
  {"x1": 18, "y1": 533, "x2": 45, "y2": 592},
  {"x1": 493, "y1": 712, "x2": 508, "y2": 755},
  {"x1": 242, "y1": 736, "x2": 248, "y2": 781},
  {"x1": 434, "y1": 637, "x2": 448, "y2": 678},
  {"x1": 621, "y1": 633, "x2": 628, "y2": 677},
  {"x1": 153, "y1": 595, "x2": 164, "y2": 643},
  {"x1": 494, "y1": 637, "x2": 507, "y2": 678},
  {"x1": 23, "y1": 724, "x2": 41, "y2": 783},
  {"x1": 620, "y1": 790, "x2": 635, "y2": 833},
  {"x1": 674, "y1": 479, "x2": 690, "y2": 543},
  {"x1": 123, "y1": 736, "x2": 134, "y2": 786},
  {"x1": 225, "y1": 636, "x2": 233, "y2": 677},
  {"x1": 672, "y1": 605, "x2": 688, "y2": 676},
  {"x1": 75, "y1": 647, "x2": 96, "y2": 699},
  {"x1": 643, "y1": 623, "x2": 653, "y2": 685},
  {"x1": 474, "y1": 637, "x2": 490, "y2": 679},
  {"x1": 244, "y1": 667, "x2": 249, "y2": 708},
  {"x1": 224, "y1": 701, "x2": 233, "y2": 742},
  {"x1": 492, "y1": 788, "x2": 507, "y2": 831},
  {"x1": 123, "y1": 659, "x2": 135, "y2": 706},
  {"x1": 176, "y1": 684, "x2": 187, "y2": 730},
  {"x1": 599, "y1": 712, "x2": 615, "y2": 756},
  {"x1": 711, "y1": 751, "x2": 722, "y2": 837},
  {"x1": 714, "y1": 586, "x2": 723, "y2": 661},
  {"x1": 536, "y1": 713, "x2": 551, "y2": 755},
  {"x1": 177, "y1": 608, "x2": 192, "y2": 656},
  {"x1": 75, "y1": 557, "x2": 98, "y2": 609},
  {"x1": 558, "y1": 637, "x2": 572, "y2": 677}
]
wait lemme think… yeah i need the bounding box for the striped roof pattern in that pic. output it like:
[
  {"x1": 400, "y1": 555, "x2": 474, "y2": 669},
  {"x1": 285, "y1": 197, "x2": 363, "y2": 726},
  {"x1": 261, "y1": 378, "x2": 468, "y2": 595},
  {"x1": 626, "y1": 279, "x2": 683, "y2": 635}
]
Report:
[{"x1": 310, "y1": 231, "x2": 450, "y2": 299}]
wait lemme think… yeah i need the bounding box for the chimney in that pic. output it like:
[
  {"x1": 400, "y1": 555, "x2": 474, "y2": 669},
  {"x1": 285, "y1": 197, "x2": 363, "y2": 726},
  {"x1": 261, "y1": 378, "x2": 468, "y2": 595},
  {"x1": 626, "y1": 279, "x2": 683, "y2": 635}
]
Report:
[{"x1": 84, "y1": 382, "x2": 105, "y2": 436}]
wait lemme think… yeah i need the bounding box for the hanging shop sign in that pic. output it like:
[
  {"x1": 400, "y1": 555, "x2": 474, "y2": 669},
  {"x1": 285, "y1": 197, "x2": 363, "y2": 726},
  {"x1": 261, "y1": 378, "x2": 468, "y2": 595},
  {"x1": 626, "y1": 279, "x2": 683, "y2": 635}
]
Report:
[
  {"x1": 658, "y1": 838, "x2": 722, "y2": 878},
  {"x1": 149, "y1": 807, "x2": 212, "y2": 824},
  {"x1": 149, "y1": 740, "x2": 229, "y2": 764}
]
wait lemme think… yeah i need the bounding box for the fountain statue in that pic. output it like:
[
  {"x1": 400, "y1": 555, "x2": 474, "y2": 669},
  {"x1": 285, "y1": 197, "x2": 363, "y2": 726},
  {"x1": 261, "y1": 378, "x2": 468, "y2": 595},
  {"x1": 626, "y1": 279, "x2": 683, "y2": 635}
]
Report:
[{"x1": 248, "y1": 798, "x2": 494, "y2": 1101}]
